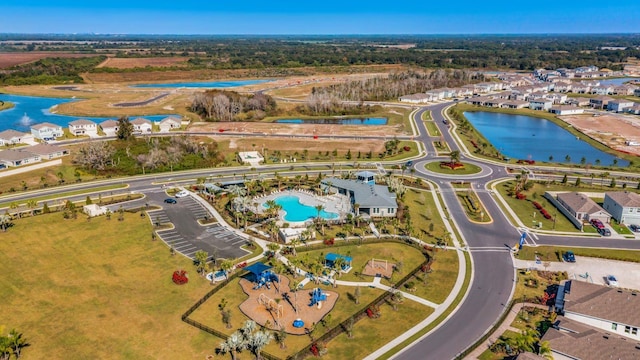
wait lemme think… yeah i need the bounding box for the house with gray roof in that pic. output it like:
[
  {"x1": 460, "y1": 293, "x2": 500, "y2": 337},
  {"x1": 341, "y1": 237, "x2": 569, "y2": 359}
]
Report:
[
  {"x1": 0, "y1": 129, "x2": 33, "y2": 146},
  {"x1": 0, "y1": 148, "x2": 40, "y2": 167},
  {"x1": 557, "y1": 280, "x2": 640, "y2": 342},
  {"x1": 100, "y1": 119, "x2": 119, "y2": 136},
  {"x1": 26, "y1": 143, "x2": 68, "y2": 160},
  {"x1": 603, "y1": 191, "x2": 640, "y2": 225},
  {"x1": 555, "y1": 192, "x2": 611, "y2": 224},
  {"x1": 30, "y1": 122, "x2": 63, "y2": 140},
  {"x1": 321, "y1": 171, "x2": 397, "y2": 218},
  {"x1": 541, "y1": 315, "x2": 640, "y2": 360},
  {"x1": 68, "y1": 119, "x2": 97, "y2": 136}
]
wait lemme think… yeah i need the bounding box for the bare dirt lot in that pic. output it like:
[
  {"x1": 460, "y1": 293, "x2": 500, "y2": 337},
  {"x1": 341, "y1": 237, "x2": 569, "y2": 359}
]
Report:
[
  {"x1": 96, "y1": 57, "x2": 190, "y2": 69},
  {"x1": 188, "y1": 120, "x2": 406, "y2": 137},
  {"x1": 0, "y1": 52, "x2": 98, "y2": 69},
  {"x1": 561, "y1": 114, "x2": 640, "y2": 156}
]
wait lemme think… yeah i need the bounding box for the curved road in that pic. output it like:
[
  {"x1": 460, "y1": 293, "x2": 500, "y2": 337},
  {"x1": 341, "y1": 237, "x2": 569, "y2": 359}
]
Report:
[{"x1": 4, "y1": 101, "x2": 640, "y2": 360}]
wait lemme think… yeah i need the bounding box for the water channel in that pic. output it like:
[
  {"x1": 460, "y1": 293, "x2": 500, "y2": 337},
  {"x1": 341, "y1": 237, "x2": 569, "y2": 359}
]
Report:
[{"x1": 464, "y1": 111, "x2": 629, "y2": 166}]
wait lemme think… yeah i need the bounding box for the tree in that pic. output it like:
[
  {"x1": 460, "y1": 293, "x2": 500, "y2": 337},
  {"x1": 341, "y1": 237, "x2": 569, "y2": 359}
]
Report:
[
  {"x1": 564, "y1": 154, "x2": 571, "y2": 163},
  {"x1": 274, "y1": 328, "x2": 288, "y2": 349},
  {"x1": 116, "y1": 116, "x2": 134, "y2": 140},
  {"x1": 246, "y1": 330, "x2": 272, "y2": 360},
  {"x1": 0, "y1": 213, "x2": 13, "y2": 232},
  {"x1": 220, "y1": 259, "x2": 235, "y2": 280},
  {"x1": 580, "y1": 156, "x2": 586, "y2": 165},
  {"x1": 449, "y1": 150, "x2": 460, "y2": 165},
  {"x1": 574, "y1": 177, "x2": 581, "y2": 187},
  {"x1": 75, "y1": 141, "x2": 115, "y2": 171},
  {"x1": 610, "y1": 177, "x2": 617, "y2": 188},
  {"x1": 267, "y1": 242, "x2": 280, "y2": 257},
  {"x1": 561, "y1": 174, "x2": 568, "y2": 184},
  {"x1": 8, "y1": 329, "x2": 28, "y2": 359},
  {"x1": 194, "y1": 250, "x2": 209, "y2": 276},
  {"x1": 314, "y1": 204, "x2": 325, "y2": 234},
  {"x1": 538, "y1": 340, "x2": 553, "y2": 359},
  {"x1": 354, "y1": 285, "x2": 361, "y2": 304},
  {"x1": 25, "y1": 199, "x2": 37, "y2": 217},
  {"x1": 218, "y1": 331, "x2": 245, "y2": 360},
  {"x1": 513, "y1": 329, "x2": 538, "y2": 354}
]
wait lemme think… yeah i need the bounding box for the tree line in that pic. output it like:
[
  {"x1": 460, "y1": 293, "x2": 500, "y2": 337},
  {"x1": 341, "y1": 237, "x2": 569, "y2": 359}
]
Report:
[
  {"x1": 0, "y1": 56, "x2": 106, "y2": 85},
  {"x1": 191, "y1": 90, "x2": 277, "y2": 122}
]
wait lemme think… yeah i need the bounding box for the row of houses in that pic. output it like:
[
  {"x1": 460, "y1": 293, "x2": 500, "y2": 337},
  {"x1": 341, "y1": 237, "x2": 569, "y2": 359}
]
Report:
[
  {"x1": 0, "y1": 143, "x2": 68, "y2": 168},
  {"x1": 398, "y1": 82, "x2": 508, "y2": 104},
  {"x1": 544, "y1": 191, "x2": 640, "y2": 229},
  {"x1": 0, "y1": 116, "x2": 182, "y2": 144},
  {"x1": 534, "y1": 65, "x2": 625, "y2": 81}
]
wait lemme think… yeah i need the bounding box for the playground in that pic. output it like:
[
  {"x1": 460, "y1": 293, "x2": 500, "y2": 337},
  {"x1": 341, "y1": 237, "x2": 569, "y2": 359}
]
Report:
[
  {"x1": 362, "y1": 258, "x2": 395, "y2": 279},
  {"x1": 237, "y1": 263, "x2": 339, "y2": 335}
]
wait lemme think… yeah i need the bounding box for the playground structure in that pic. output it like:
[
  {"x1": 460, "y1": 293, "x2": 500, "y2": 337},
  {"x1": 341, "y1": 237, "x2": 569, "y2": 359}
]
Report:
[
  {"x1": 205, "y1": 270, "x2": 227, "y2": 283},
  {"x1": 309, "y1": 288, "x2": 329, "y2": 309},
  {"x1": 324, "y1": 253, "x2": 353, "y2": 273},
  {"x1": 258, "y1": 293, "x2": 285, "y2": 328},
  {"x1": 362, "y1": 258, "x2": 395, "y2": 279},
  {"x1": 237, "y1": 274, "x2": 339, "y2": 335},
  {"x1": 253, "y1": 270, "x2": 279, "y2": 290}
]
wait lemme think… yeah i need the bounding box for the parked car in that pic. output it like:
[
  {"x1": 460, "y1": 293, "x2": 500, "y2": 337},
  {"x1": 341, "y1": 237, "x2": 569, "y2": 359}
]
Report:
[
  {"x1": 405, "y1": 160, "x2": 413, "y2": 167},
  {"x1": 563, "y1": 251, "x2": 576, "y2": 263},
  {"x1": 598, "y1": 228, "x2": 611, "y2": 236},
  {"x1": 606, "y1": 275, "x2": 619, "y2": 287},
  {"x1": 164, "y1": 198, "x2": 177, "y2": 204},
  {"x1": 175, "y1": 190, "x2": 189, "y2": 198},
  {"x1": 629, "y1": 224, "x2": 640, "y2": 232}
]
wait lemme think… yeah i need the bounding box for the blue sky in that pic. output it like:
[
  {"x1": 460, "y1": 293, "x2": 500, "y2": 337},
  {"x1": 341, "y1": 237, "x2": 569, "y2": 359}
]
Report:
[{"x1": 1, "y1": 1, "x2": 639, "y2": 34}]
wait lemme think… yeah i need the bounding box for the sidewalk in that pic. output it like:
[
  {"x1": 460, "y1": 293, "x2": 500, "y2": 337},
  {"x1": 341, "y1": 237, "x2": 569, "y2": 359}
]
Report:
[{"x1": 464, "y1": 302, "x2": 548, "y2": 360}]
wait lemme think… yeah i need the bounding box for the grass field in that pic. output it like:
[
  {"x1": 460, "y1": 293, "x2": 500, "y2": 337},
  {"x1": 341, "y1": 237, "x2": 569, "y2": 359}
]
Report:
[
  {"x1": 0, "y1": 211, "x2": 217, "y2": 359},
  {"x1": 401, "y1": 188, "x2": 450, "y2": 245},
  {"x1": 425, "y1": 161, "x2": 482, "y2": 175},
  {"x1": 96, "y1": 57, "x2": 190, "y2": 69},
  {"x1": 0, "y1": 52, "x2": 99, "y2": 69},
  {"x1": 424, "y1": 121, "x2": 441, "y2": 137},
  {"x1": 404, "y1": 249, "x2": 459, "y2": 304}
]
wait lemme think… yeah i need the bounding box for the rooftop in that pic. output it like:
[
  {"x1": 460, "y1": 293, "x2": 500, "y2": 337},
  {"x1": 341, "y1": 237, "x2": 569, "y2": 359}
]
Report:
[
  {"x1": 606, "y1": 191, "x2": 640, "y2": 208},
  {"x1": 557, "y1": 192, "x2": 608, "y2": 215},
  {"x1": 564, "y1": 280, "x2": 640, "y2": 327},
  {"x1": 31, "y1": 122, "x2": 61, "y2": 130},
  {"x1": 0, "y1": 149, "x2": 38, "y2": 162},
  {"x1": 69, "y1": 119, "x2": 96, "y2": 126},
  {"x1": 0, "y1": 129, "x2": 27, "y2": 139},
  {"x1": 26, "y1": 143, "x2": 66, "y2": 156},
  {"x1": 322, "y1": 177, "x2": 397, "y2": 208}
]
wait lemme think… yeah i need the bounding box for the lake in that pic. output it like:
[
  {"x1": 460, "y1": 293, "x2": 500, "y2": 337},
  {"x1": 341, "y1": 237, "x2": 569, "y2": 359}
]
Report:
[
  {"x1": 275, "y1": 117, "x2": 387, "y2": 125},
  {"x1": 131, "y1": 79, "x2": 272, "y2": 88},
  {"x1": 597, "y1": 77, "x2": 639, "y2": 86},
  {"x1": 464, "y1": 111, "x2": 628, "y2": 166},
  {"x1": 0, "y1": 94, "x2": 178, "y2": 133}
]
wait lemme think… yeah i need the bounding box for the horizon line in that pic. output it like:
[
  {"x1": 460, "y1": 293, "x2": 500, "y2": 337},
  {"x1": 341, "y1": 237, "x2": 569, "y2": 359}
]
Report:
[{"x1": 1, "y1": 32, "x2": 640, "y2": 36}]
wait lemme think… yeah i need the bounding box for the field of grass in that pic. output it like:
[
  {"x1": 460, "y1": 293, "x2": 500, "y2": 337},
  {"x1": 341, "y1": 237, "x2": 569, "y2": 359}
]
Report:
[
  {"x1": 401, "y1": 188, "x2": 450, "y2": 245},
  {"x1": 0, "y1": 211, "x2": 217, "y2": 359},
  {"x1": 516, "y1": 245, "x2": 640, "y2": 263},
  {"x1": 96, "y1": 57, "x2": 190, "y2": 69},
  {"x1": 421, "y1": 111, "x2": 432, "y2": 121},
  {"x1": 424, "y1": 161, "x2": 482, "y2": 175},
  {"x1": 424, "y1": 121, "x2": 441, "y2": 137},
  {"x1": 403, "y1": 249, "x2": 459, "y2": 304}
]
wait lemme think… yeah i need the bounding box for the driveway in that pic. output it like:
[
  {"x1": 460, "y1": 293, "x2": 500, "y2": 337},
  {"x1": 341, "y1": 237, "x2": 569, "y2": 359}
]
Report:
[{"x1": 514, "y1": 255, "x2": 640, "y2": 290}]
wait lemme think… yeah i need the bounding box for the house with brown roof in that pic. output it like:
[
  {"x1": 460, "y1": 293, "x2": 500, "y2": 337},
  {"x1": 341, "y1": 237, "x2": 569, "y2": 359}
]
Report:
[
  {"x1": 541, "y1": 315, "x2": 640, "y2": 360},
  {"x1": 131, "y1": 117, "x2": 152, "y2": 133},
  {"x1": 589, "y1": 96, "x2": 614, "y2": 109},
  {"x1": 99, "y1": 119, "x2": 119, "y2": 136},
  {"x1": 603, "y1": 191, "x2": 640, "y2": 225},
  {"x1": 559, "y1": 280, "x2": 640, "y2": 342},
  {"x1": 0, "y1": 129, "x2": 34, "y2": 146},
  {"x1": 68, "y1": 119, "x2": 97, "y2": 136},
  {"x1": 555, "y1": 192, "x2": 611, "y2": 224},
  {"x1": 158, "y1": 116, "x2": 181, "y2": 132},
  {"x1": 501, "y1": 100, "x2": 529, "y2": 109}
]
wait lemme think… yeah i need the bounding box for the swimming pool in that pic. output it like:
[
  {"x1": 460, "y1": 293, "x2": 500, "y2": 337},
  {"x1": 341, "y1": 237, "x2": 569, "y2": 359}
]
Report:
[{"x1": 267, "y1": 195, "x2": 338, "y2": 222}]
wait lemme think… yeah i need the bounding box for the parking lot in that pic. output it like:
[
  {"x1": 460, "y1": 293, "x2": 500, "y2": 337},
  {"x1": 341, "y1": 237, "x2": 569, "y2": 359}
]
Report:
[
  {"x1": 145, "y1": 191, "x2": 250, "y2": 261},
  {"x1": 514, "y1": 256, "x2": 640, "y2": 290}
]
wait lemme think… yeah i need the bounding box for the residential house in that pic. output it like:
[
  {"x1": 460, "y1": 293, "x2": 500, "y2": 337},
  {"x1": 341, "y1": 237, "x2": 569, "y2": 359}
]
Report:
[
  {"x1": 26, "y1": 143, "x2": 68, "y2": 160},
  {"x1": 555, "y1": 192, "x2": 611, "y2": 223},
  {"x1": 525, "y1": 92, "x2": 548, "y2": 101},
  {"x1": 0, "y1": 129, "x2": 33, "y2": 146},
  {"x1": 483, "y1": 98, "x2": 505, "y2": 108},
  {"x1": 501, "y1": 100, "x2": 529, "y2": 109},
  {"x1": 158, "y1": 116, "x2": 181, "y2": 132},
  {"x1": 627, "y1": 104, "x2": 640, "y2": 115},
  {"x1": 603, "y1": 191, "x2": 640, "y2": 225},
  {"x1": 569, "y1": 83, "x2": 590, "y2": 93},
  {"x1": 529, "y1": 99, "x2": 553, "y2": 111},
  {"x1": 100, "y1": 119, "x2": 119, "y2": 136},
  {"x1": 591, "y1": 84, "x2": 613, "y2": 95},
  {"x1": 399, "y1": 94, "x2": 428, "y2": 104},
  {"x1": 575, "y1": 66, "x2": 599, "y2": 73},
  {"x1": 549, "y1": 105, "x2": 584, "y2": 115},
  {"x1": 589, "y1": 96, "x2": 614, "y2": 109},
  {"x1": 558, "y1": 280, "x2": 640, "y2": 341},
  {"x1": 467, "y1": 96, "x2": 490, "y2": 106},
  {"x1": 131, "y1": 117, "x2": 152, "y2": 133},
  {"x1": 541, "y1": 315, "x2": 640, "y2": 360},
  {"x1": 553, "y1": 82, "x2": 572, "y2": 93},
  {"x1": 0, "y1": 149, "x2": 40, "y2": 167},
  {"x1": 565, "y1": 97, "x2": 592, "y2": 107},
  {"x1": 321, "y1": 171, "x2": 398, "y2": 218},
  {"x1": 546, "y1": 93, "x2": 567, "y2": 104},
  {"x1": 278, "y1": 227, "x2": 316, "y2": 244},
  {"x1": 30, "y1": 122, "x2": 63, "y2": 141},
  {"x1": 612, "y1": 85, "x2": 637, "y2": 96},
  {"x1": 68, "y1": 119, "x2": 97, "y2": 136},
  {"x1": 607, "y1": 99, "x2": 635, "y2": 113}
]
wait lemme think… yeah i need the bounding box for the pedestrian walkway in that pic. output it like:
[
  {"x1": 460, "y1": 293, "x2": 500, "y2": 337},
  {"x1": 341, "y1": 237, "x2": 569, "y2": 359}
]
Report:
[{"x1": 464, "y1": 303, "x2": 548, "y2": 360}]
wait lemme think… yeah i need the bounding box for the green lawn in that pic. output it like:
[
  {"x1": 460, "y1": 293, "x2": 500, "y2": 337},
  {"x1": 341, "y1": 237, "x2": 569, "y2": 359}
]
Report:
[
  {"x1": 0, "y1": 184, "x2": 129, "y2": 209},
  {"x1": 516, "y1": 245, "x2": 640, "y2": 263},
  {"x1": 404, "y1": 249, "x2": 459, "y2": 304},
  {"x1": 402, "y1": 188, "x2": 450, "y2": 245},
  {"x1": 0, "y1": 211, "x2": 216, "y2": 360},
  {"x1": 453, "y1": 185, "x2": 490, "y2": 223},
  {"x1": 424, "y1": 161, "x2": 482, "y2": 175},
  {"x1": 424, "y1": 121, "x2": 441, "y2": 137},
  {"x1": 421, "y1": 111, "x2": 432, "y2": 121}
]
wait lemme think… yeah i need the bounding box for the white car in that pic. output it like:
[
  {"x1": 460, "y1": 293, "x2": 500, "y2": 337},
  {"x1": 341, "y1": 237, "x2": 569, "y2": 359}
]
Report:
[
  {"x1": 606, "y1": 275, "x2": 619, "y2": 287},
  {"x1": 174, "y1": 190, "x2": 190, "y2": 198}
]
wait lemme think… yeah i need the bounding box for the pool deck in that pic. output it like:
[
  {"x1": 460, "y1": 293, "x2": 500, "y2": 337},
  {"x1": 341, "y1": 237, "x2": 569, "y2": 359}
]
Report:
[{"x1": 253, "y1": 189, "x2": 351, "y2": 227}]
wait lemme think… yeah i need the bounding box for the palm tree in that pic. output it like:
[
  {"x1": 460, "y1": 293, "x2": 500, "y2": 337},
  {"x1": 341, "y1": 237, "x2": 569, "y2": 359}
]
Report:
[
  {"x1": 513, "y1": 329, "x2": 537, "y2": 354},
  {"x1": 449, "y1": 150, "x2": 460, "y2": 165},
  {"x1": 314, "y1": 204, "x2": 325, "y2": 234},
  {"x1": 289, "y1": 237, "x2": 300, "y2": 256},
  {"x1": 241, "y1": 320, "x2": 257, "y2": 340},
  {"x1": 247, "y1": 330, "x2": 273, "y2": 360},
  {"x1": 220, "y1": 259, "x2": 235, "y2": 280},
  {"x1": 537, "y1": 340, "x2": 553, "y2": 359},
  {"x1": 291, "y1": 280, "x2": 301, "y2": 313},
  {"x1": 8, "y1": 329, "x2": 28, "y2": 358},
  {"x1": 600, "y1": 172, "x2": 610, "y2": 187},
  {"x1": 227, "y1": 185, "x2": 246, "y2": 199},
  {"x1": 267, "y1": 242, "x2": 280, "y2": 257},
  {"x1": 218, "y1": 331, "x2": 245, "y2": 360}
]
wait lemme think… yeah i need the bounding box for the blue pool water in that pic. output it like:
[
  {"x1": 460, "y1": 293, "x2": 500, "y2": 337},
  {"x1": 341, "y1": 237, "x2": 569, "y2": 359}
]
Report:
[
  {"x1": 464, "y1": 112, "x2": 628, "y2": 166},
  {"x1": 0, "y1": 94, "x2": 179, "y2": 133},
  {"x1": 266, "y1": 195, "x2": 339, "y2": 222},
  {"x1": 275, "y1": 117, "x2": 387, "y2": 125},
  {"x1": 131, "y1": 79, "x2": 272, "y2": 88}
]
